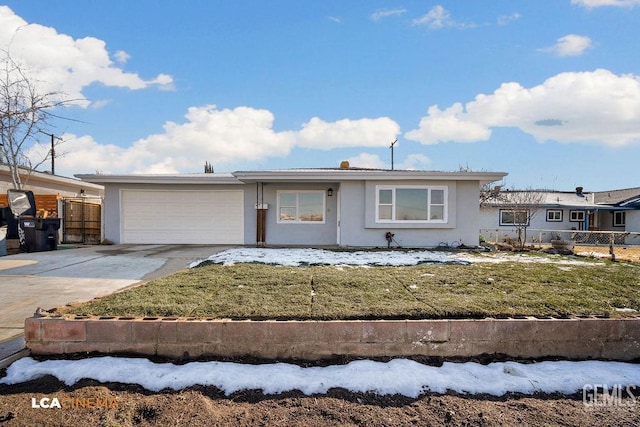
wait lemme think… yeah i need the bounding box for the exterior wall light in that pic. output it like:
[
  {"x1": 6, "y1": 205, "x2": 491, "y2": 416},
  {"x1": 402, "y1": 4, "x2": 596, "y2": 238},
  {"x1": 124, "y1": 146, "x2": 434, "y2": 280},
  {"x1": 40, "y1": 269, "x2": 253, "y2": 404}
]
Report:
[{"x1": 327, "y1": 188, "x2": 333, "y2": 197}]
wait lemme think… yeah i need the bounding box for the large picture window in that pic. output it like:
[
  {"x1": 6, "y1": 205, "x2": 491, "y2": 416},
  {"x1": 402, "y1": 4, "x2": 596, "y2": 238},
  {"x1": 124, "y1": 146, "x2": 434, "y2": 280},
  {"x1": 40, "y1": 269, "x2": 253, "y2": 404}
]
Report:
[
  {"x1": 278, "y1": 191, "x2": 325, "y2": 223},
  {"x1": 500, "y1": 209, "x2": 529, "y2": 226},
  {"x1": 376, "y1": 186, "x2": 447, "y2": 223}
]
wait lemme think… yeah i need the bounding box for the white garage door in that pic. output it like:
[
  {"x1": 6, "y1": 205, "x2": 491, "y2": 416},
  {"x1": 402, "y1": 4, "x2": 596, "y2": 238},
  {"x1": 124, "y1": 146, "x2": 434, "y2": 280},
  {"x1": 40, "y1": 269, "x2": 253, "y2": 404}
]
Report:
[{"x1": 121, "y1": 190, "x2": 244, "y2": 244}]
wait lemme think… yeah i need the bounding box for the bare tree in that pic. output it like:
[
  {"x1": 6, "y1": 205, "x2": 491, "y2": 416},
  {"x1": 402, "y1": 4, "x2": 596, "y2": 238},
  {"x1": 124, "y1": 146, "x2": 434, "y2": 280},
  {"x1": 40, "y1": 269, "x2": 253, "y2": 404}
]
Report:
[
  {"x1": 481, "y1": 185, "x2": 543, "y2": 250},
  {"x1": 0, "y1": 49, "x2": 68, "y2": 189},
  {"x1": 506, "y1": 190, "x2": 544, "y2": 249},
  {"x1": 479, "y1": 183, "x2": 506, "y2": 206}
]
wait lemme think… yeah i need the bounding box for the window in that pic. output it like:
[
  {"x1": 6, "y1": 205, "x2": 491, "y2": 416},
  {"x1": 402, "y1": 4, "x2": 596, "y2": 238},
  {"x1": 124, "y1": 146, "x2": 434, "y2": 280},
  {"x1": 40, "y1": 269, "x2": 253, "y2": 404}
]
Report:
[
  {"x1": 546, "y1": 209, "x2": 562, "y2": 222},
  {"x1": 500, "y1": 209, "x2": 529, "y2": 226},
  {"x1": 376, "y1": 186, "x2": 447, "y2": 223},
  {"x1": 613, "y1": 211, "x2": 626, "y2": 227},
  {"x1": 277, "y1": 191, "x2": 325, "y2": 223},
  {"x1": 569, "y1": 210, "x2": 585, "y2": 222}
]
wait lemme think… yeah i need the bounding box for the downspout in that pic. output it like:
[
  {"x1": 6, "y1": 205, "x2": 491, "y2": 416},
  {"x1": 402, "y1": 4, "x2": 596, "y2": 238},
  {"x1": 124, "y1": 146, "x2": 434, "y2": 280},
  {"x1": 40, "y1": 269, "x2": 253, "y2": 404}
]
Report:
[
  {"x1": 256, "y1": 182, "x2": 266, "y2": 247},
  {"x1": 584, "y1": 210, "x2": 589, "y2": 231}
]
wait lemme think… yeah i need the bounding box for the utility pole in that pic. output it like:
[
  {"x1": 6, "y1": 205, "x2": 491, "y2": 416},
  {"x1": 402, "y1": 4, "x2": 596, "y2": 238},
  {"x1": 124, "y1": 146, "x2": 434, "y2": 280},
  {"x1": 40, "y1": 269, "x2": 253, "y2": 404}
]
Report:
[
  {"x1": 39, "y1": 131, "x2": 61, "y2": 175},
  {"x1": 390, "y1": 139, "x2": 397, "y2": 170}
]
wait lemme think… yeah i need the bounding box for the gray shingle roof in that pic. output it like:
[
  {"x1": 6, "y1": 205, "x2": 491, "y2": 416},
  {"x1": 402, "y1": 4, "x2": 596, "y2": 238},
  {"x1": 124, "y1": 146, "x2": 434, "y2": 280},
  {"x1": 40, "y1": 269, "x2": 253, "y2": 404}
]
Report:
[{"x1": 594, "y1": 187, "x2": 640, "y2": 205}]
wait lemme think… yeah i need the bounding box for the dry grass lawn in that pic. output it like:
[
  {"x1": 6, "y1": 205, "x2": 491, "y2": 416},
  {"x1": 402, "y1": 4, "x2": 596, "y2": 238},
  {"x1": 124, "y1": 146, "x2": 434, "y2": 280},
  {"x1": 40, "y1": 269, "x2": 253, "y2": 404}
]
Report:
[{"x1": 65, "y1": 254, "x2": 640, "y2": 320}]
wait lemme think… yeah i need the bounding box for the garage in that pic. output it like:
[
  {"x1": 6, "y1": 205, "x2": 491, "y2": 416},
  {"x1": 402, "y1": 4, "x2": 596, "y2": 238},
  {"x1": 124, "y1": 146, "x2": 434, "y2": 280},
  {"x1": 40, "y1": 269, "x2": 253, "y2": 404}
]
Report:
[{"x1": 121, "y1": 190, "x2": 244, "y2": 244}]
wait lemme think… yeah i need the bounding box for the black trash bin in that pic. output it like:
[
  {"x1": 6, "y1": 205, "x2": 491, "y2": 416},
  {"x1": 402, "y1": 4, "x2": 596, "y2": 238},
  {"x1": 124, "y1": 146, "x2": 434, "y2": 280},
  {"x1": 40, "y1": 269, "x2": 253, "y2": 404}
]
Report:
[
  {"x1": 19, "y1": 217, "x2": 61, "y2": 252},
  {"x1": 8, "y1": 189, "x2": 61, "y2": 253}
]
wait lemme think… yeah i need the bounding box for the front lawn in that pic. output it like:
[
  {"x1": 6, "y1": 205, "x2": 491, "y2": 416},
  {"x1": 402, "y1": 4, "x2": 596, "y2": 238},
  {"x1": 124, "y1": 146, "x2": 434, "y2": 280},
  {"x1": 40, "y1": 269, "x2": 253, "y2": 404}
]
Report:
[{"x1": 66, "y1": 255, "x2": 640, "y2": 319}]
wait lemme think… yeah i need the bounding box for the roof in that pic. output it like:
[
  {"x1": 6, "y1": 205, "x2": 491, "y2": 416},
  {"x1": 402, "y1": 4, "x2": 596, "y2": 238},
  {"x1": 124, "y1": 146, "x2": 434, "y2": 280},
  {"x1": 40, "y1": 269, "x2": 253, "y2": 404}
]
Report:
[
  {"x1": 233, "y1": 168, "x2": 507, "y2": 184},
  {"x1": 483, "y1": 190, "x2": 600, "y2": 209},
  {"x1": 0, "y1": 164, "x2": 104, "y2": 193},
  {"x1": 77, "y1": 168, "x2": 508, "y2": 185},
  {"x1": 484, "y1": 188, "x2": 640, "y2": 210},
  {"x1": 593, "y1": 187, "x2": 640, "y2": 206},
  {"x1": 74, "y1": 173, "x2": 242, "y2": 185}
]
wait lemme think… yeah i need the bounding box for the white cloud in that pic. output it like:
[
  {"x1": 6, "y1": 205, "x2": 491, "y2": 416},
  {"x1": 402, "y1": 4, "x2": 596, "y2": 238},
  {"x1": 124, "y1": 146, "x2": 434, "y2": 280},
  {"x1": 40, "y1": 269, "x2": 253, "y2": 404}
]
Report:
[
  {"x1": 497, "y1": 13, "x2": 521, "y2": 25},
  {"x1": 328, "y1": 16, "x2": 342, "y2": 24},
  {"x1": 89, "y1": 99, "x2": 111, "y2": 110},
  {"x1": 412, "y1": 6, "x2": 450, "y2": 29},
  {"x1": 405, "y1": 103, "x2": 492, "y2": 144},
  {"x1": 412, "y1": 5, "x2": 475, "y2": 30},
  {"x1": 572, "y1": 0, "x2": 640, "y2": 7},
  {"x1": 147, "y1": 73, "x2": 175, "y2": 91},
  {"x1": 541, "y1": 34, "x2": 593, "y2": 57},
  {"x1": 114, "y1": 50, "x2": 130, "y2": 64},
  {"x1": 400, "y1": 153, "x2": 432, "y2": 170},
  {"x1": 50, "y1": 106, "x2": 401, "y2": 175},
  {"x1": 405, "y1": 69, "x2": 640, "y2": 147},
  {"x1": 346, "y1": 153, "x2": 387, "y2": 169},
  {"x1": 27, "y1": 134, "x2": 128, "y2": 174},
  {"x1": 371, "y1": 8, "x2": 407, "y2": 21},
  {"x1": 128, "y1": 105, "x2": 296, "y2": 173},
  {"x1": 0, "y1": 6, "x2": 174, "y2": 107},
  {"x1": 346, "y1": 152, "x2": 431, "y2": 170},
  {"x1": 297, "y1": 117, "x2": 400, "y2": 150}
]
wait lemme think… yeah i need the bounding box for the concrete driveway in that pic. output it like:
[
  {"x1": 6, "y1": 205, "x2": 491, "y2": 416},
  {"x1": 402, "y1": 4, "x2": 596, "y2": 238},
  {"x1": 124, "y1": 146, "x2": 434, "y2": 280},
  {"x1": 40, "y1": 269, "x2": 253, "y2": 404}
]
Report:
[{"x1": 0, "y1": 244, "x2": 230, "y2": 345}]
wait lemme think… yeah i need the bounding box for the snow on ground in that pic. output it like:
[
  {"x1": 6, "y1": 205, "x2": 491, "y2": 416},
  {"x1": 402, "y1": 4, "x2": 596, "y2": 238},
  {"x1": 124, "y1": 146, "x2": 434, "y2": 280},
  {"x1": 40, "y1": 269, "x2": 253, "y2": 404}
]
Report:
[
  {"x1": 2, "y1": 357, "x2": 639, "y2": 398},
  {"x1": 191, "y1": 248, "x2": 464, "y2": 267},
  {"x1": 190, "y1": 247, "x2": 603, "y2": 268}
]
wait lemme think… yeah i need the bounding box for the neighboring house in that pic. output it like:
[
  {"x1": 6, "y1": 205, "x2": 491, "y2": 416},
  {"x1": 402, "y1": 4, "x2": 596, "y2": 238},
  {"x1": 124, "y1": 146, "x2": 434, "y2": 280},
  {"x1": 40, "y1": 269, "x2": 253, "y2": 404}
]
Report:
[
  {"x1": 0, "y1": 164, "x2": 103, "y2": 200},
  {"x1": 0, "y1": 165, "x2": 104, "y2": 242},
  {"x1": 77, "y1": 167, "x2": 507, "y2": 248},
  {"x1": 593, "y1": 187, "x2": 640, "y2": 234},
  {"x1": 479, "y1": 186, "x2": 640, "y2": 243}
]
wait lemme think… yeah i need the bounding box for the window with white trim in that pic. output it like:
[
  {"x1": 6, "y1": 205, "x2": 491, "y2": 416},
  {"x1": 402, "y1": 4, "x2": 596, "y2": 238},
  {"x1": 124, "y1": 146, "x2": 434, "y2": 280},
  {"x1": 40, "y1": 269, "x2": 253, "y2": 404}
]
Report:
[
  {"x1": 500, "y1": 209, "x2": 529, "y2": 226},
  {"x1": 376, "y1": 186, "x2": 447, "y2": 223},
  {"x1": 613, "y1": 211, "x2": 626, "y2": 227},
  {"x1": 277, "y1": 191, "x2": 325, "y2": 223},
  {"x1": 546, "y1": 209, "x2": 562, "y2": 222},
  {"x1": 569, "y1": 210, "x2": 585, "y2": 222}
]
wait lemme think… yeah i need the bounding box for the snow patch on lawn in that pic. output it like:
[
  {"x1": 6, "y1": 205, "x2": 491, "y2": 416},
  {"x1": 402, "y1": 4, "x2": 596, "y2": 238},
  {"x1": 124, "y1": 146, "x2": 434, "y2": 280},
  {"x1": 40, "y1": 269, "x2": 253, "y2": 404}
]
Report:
[
  {"x1": 190, "y1": 247, "x2": 467, "y2": 267},
  {"x1": 190, "y1": 248, "x2": 602, "y2": 268},
  {"x1": 2, "y1": 357, "x2": 639, "y2": 398},
  {"x1": 455, "y1": 252, "x2": 603, "y2": 266}
]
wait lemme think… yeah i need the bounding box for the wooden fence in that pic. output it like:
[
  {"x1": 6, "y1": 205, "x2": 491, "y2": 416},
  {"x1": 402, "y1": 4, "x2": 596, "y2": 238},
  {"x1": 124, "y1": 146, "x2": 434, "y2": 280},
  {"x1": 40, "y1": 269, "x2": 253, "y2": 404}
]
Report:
[
  {"x1": 62, "y1": 198, "x2": 101, "y2": 244},
  {"x1": 0, "y1": 194, "x2": 59, "y2": 216},
  {"x1": 0, "y1": 194, "x2": 102, "y2": 244}
]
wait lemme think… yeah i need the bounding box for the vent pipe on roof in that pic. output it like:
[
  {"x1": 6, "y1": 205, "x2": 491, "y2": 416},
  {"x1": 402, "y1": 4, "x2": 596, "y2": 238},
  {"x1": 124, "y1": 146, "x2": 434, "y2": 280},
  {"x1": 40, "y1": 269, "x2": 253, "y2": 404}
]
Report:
[{"x1": 576, "y1": 186, "x2": 584, "y2": 196}]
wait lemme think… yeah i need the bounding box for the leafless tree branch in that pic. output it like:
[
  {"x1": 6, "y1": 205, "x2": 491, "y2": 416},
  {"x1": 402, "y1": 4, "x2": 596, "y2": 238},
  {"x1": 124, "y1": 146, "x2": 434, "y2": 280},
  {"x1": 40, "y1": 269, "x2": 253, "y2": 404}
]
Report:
[{"x1": 0, "y1": 47, "x2": 74, "y2": 188}]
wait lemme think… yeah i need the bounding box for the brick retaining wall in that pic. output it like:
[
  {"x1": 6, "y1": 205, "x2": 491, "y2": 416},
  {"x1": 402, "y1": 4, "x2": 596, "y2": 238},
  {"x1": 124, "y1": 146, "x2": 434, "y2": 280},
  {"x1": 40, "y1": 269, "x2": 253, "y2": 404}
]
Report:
[{"x1": 25, "y1": 316, "x2": 640, "y2": 361}]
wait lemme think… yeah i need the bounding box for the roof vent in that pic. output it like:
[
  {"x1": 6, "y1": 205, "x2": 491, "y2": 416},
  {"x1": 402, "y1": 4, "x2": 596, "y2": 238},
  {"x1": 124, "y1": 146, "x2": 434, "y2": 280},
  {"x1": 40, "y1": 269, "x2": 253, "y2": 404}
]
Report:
[
  {"x1": 576, "y1": 186, "x2": 584, "y2": 196},
  {"x1": 339, "y1": 161, "x2": 350, "y2": 169}
]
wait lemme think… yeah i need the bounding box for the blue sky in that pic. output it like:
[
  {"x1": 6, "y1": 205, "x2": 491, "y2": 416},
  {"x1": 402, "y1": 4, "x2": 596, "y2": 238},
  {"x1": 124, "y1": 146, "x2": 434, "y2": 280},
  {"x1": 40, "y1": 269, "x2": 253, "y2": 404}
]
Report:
[{"x1": 2, "y1": 1, "x2": 640, "y2": 191}]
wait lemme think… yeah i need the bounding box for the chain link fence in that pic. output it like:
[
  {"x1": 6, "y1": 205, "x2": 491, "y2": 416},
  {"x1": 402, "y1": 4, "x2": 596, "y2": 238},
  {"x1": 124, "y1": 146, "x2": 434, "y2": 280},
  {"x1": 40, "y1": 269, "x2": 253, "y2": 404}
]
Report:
[{"x1": 480, "y1": 228, "x2": 640, "y2": 263}]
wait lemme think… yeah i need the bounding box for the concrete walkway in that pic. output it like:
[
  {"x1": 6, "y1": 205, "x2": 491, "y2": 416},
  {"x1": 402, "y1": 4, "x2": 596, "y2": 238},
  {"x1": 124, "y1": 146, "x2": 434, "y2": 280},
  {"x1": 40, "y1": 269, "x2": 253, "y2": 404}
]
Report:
[{"x1": 0, "y1": 244, "x2": 230, "y2": 355}]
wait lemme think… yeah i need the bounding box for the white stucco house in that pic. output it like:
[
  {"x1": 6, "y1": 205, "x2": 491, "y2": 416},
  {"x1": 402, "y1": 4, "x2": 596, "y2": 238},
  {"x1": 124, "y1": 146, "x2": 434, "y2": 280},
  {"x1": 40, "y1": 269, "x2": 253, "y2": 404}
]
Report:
[
  {"x1": 0, "y1": 165, "x2": 104, "y2": 243},
  {"x1": 479, "y1": 186, "x2": 640, "y2": 244},
  {"x1": 77, "y1": 167, "x2": 507, "y2": 248}
]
